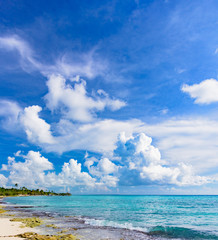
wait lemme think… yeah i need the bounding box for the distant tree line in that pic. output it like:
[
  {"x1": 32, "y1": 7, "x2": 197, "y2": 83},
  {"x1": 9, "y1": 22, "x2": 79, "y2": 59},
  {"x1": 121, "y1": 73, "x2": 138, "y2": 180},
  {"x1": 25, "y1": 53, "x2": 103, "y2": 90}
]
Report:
[{"x1": 0, "y1": 185, "x2": 71, "y2": 196}]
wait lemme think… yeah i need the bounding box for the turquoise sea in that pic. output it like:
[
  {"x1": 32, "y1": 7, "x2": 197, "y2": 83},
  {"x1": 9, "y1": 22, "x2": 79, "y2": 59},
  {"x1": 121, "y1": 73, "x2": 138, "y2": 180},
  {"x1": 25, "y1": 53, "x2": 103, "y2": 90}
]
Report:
[{"x1": 4, "y1": 195, "x2": 218, "y2": 240}]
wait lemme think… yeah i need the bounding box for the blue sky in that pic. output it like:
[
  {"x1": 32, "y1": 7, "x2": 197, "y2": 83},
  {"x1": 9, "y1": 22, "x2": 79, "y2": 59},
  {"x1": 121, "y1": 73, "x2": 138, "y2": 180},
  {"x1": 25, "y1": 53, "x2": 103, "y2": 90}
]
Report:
[{"x1": 0, "y1": 0, "x2": 218, "y2": 194}]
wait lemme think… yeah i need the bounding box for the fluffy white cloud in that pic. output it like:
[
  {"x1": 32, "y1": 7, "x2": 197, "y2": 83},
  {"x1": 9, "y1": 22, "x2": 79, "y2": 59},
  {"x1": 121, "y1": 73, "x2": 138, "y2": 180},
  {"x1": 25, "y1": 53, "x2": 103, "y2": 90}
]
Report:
[
  {"x1": 1, "y1": 151, "x2": 97, "y2": 189},
  {"x1": 115, "y1": 132, "x2": 162, "y2": 165},
  {"x1": 56, "y1": 159, "x2": 96, "y2": 187},
  {"x1": 1, "y1": 151, "x2": 53, "y2": 188},
  {"x1": 44, "y1": 74, "x2": 126, "y2": 122},
  {"x1": 19, "y1": 105, "x2": 55, "y2": 144},
  {"x1": 84, "y1": 157, "x2": 119, "y2": 187},
  {"x1": 97, "y1": 158, "x2": 118, "y2": 175},
  {"x1": 0, "y1": 101, "x2": 218, "y2": 183},
  {"x1": 182, "y1": 79, "x2": 218, "y2": 104},
  {"x1": 140, "y1": 163, "x2": 209, "y2": 186},
  {"x1": 85, "y1": 157, "x2": 118, "y2": 177},
  {"x1": 99, "y1": 175, "x2": 119, "y2": 188},
  {"x1": 114, "y1": 132, "x2": 210, "y2": 186},
  {"x1": 0, "y1": 129, "x2": 213, "y2": 191}
]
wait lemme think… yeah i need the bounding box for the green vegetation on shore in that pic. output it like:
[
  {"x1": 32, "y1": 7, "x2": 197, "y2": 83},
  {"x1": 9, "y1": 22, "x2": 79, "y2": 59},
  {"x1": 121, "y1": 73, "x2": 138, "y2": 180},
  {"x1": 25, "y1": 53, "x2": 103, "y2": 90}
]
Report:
[
  {"x1": 11, "y1": 217, "x2": 43, "y2": 228},
  {"x1": 16, "y1": 232, "x2": 80, "y2": 240},
  {"x1": 0, "y1": 205, "x2": 6, "y2": 214},
  {"x1": 0, "y1": 187, "x2": 71, "y2": 197}
]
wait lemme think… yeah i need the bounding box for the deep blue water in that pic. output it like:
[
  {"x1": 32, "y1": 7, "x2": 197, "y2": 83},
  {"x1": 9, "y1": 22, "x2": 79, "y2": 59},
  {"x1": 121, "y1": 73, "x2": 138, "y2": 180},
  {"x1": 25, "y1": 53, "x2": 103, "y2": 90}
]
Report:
[{"x1": 5, "y1": 195, "x2": 218, "y2": 239}]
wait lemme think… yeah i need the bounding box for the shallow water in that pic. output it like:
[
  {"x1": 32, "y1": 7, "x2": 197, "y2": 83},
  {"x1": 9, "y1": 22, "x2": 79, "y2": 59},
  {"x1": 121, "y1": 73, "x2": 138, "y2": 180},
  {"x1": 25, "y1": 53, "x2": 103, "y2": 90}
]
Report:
[{"x1": 4, "y1": 195, "x2": 218, "y2": 239}]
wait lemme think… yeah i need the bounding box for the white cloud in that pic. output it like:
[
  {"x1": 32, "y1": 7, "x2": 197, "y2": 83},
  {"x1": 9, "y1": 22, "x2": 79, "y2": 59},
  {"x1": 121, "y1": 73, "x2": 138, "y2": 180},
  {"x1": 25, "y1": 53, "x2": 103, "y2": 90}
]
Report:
[
  {"x1": 1, "y1": 151, "x2": 97, "y2": 189},
  {"x1": 0, "y1": 100, "x2": 22, "y2": 131},
  {"x1": 97, "y1": 158, "x2": 118, "y2": 175},
  {"x1": 1, "y1": 151, "x2": 53, "y2": 188},
  {"x1": 45, "y1": 118, "x2": 144, "y2": 154},
  {"x1": 0, "y1": 100, "x2": 218, "y2": 185},
  {"x1": 19, "y1": 105, "x2": 55, "y2": 144},
  {"x1": 115, "y1": 132, "x2": 162, "y2": 166},
  {"x1": 0, "y1": 35, "x2": 106, "y2": 79},
  {"x1": 0, "y1": 35, "x2": 32, "y2": 60},
  {"x1": 182, "y1": 79, "x2": 218, "y2": 104},
  {"x1": 1, "y1": 99, "x2": 217, "y2": 183},
  {"x1": 0, "y1": 35, "x2": 41, "y2": 72},
  {"x1": 0, "y1": 100, "x2": 143, "y2": 154},
  {"x1": 143, "y1": 118, "x2": 218, "y2": 173},
  {"x1": 114, "y1": 132, "x2": 210, "y2": 186},
  {"x1": 85, "y1": 157, "x2": 118, "y2": 177},
  {"x1": 1, "y1": 129, "x2": 213, "y2": 191},
  {"x1": 44, "y1": 74, "x2": 126, "y2": 122},
  {"x1": 56, "y1": 159, "x2": 96, "y2": 187},
  {"x1": 100, "y1": 175, "x2": 119, "y2": 187},
  {"x1": 48, "y1": 50, "x2": 107, "y2": 79},
  {"x1": 140, "y1": 163, "x2": 209, "y2": 186},
  {"x1": 0, "y1": 151, "x2": 120, "y2": 190}
]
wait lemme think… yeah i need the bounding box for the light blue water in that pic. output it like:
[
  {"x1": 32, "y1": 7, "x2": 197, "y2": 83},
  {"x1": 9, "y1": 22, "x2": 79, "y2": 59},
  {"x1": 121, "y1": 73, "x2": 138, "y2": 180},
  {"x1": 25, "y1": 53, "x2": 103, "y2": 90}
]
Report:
[{"x1": 5, "y1": 195, "x2": 218, "y2": 239}]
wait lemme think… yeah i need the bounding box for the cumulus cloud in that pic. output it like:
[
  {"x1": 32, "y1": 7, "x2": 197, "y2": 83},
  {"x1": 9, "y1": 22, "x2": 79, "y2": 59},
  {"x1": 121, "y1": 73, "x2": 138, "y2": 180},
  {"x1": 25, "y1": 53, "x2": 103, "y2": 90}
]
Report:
[
  {"x1": 84, "y1": 157, "x2": 119, "y2": 187},
  {"x1": 0, "y1": 130, "x2": 213, "y2": 191},
  {"x1": 182, "y1": 79, "x2": 218, "y2": 104},
  {"x1": 140, "y1": 163, "x2": 209, "y2": 186},
  {"x1": 1, "y1": 151, "x2": 53, "y2": 188},
  {"x1": 56, "y1": 159, "x2": 96, "y2": 187},
  {"x1": 0, "y1": 150, "x2": 120, "y2": 190},
  {"x1": 1, "y1": 151, "x2": 97, "y2": 189},
  {"x1": 115, "y1": 132, "x2": 162, "y2": 166},
  {"x1": 44, "y1": 74, "x2": 126, "y2": 122},
  {"x1": 85, "y1": 157, "x2": 118, "y2": 176},
  {"x1": 19, "y1": 105, "x2": 55, "y2": 144},
  {"x1": 114, "y1": 132, "x2": 210, "y2": 186}
]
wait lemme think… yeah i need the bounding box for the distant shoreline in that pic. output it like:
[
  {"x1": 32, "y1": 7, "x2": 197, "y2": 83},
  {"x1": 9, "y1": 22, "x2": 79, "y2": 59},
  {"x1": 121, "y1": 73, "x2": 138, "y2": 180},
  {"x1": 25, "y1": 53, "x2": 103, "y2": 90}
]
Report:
[{"x1": 0, "y1": 187, "x2": 71, "y2": 197}]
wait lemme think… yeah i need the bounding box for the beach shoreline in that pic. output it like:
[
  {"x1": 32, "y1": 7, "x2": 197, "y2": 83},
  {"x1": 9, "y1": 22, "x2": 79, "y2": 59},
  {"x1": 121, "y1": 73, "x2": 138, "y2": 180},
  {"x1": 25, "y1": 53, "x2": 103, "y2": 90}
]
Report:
[
  {"x1": 1, "y1": 195, "x2": 218, "y2": 240},
  {"x1": 0, "y1": 196, "x2": 154, "y2": 240},
  {"x1": 0, "y1": 217, "x2": 34, "y2": 240},
  {"x1": 0, "y1": 197, "x2": 34, "y2": 240},
  {"x1": 0, "y1": 198, "x2": 81, "y2": 240}
]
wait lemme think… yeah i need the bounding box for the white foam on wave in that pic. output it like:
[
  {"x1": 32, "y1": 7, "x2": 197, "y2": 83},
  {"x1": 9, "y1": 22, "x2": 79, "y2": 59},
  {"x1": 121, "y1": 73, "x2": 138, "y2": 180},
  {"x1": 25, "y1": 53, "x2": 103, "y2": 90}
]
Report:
[{"x1": 83, "y1": 217, "x2": 148, "y2": 233}]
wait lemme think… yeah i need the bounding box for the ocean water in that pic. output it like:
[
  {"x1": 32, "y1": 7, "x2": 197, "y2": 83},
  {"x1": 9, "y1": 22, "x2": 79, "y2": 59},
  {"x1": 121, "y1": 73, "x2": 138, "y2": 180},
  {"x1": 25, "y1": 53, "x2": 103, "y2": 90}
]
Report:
[{"x1": 4, "y1": 195, "x2": 218, "y2": 240}]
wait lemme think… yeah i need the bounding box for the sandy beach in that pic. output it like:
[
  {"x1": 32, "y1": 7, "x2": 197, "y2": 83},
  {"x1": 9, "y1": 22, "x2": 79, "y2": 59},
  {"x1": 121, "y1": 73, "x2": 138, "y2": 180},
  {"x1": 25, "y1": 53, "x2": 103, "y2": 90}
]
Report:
[
  {"x1": 0, "y1": 217, "x2": 33, "y2": 240},
  {"x1": 0, "y1": 198, "x2": 37, "y2": 240}
]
